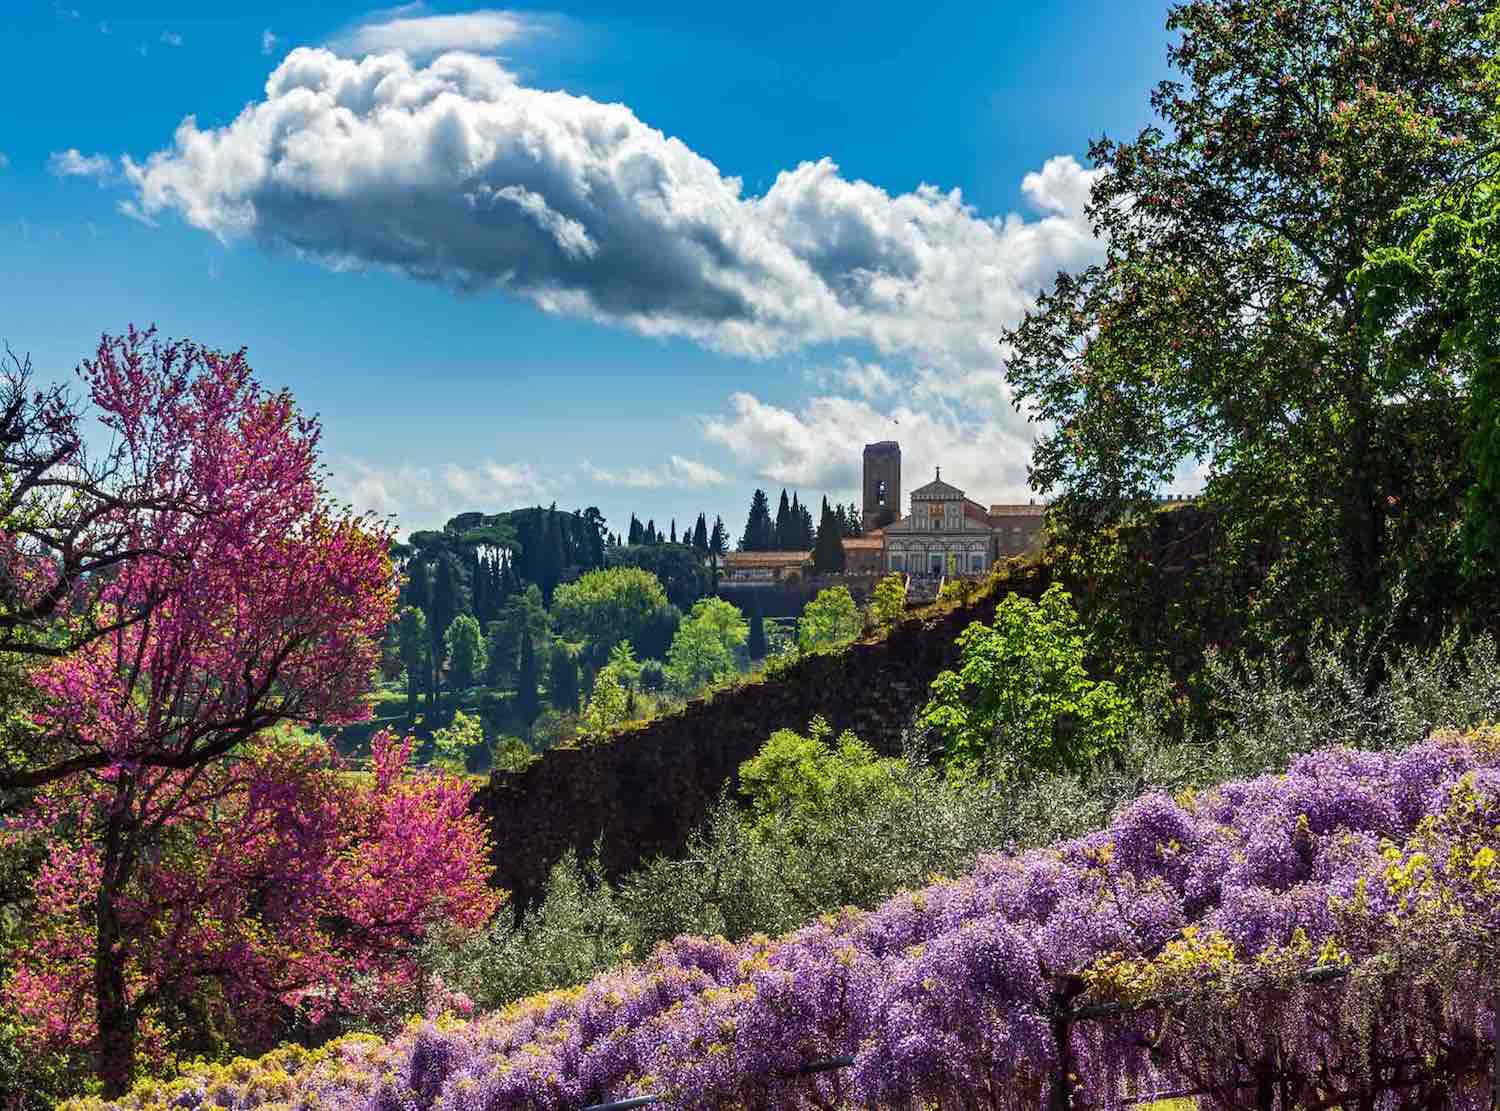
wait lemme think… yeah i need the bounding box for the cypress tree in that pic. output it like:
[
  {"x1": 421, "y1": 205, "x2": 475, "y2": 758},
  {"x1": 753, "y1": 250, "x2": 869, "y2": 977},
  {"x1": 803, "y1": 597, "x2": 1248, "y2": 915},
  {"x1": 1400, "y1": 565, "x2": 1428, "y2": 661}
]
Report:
[
  {"x1": 548, "y1": 641, "x2": 579, "y2": 712},
  {"x1": 644, "y1": 519, "x2": 658, "y2": 545},
  {"x1": 747, "y1": 605, "x2": 767, "y2": 660},
  {"x1": 539, "y1": 504, "x2": 565, "y2": 603},
  {"x1": 516, "y1": 631, "x2": 542, "y2": 728},
  {"x1": 813, "y1": 499, "x2": 846, "y2": 573},
  {"x1": 773, "y1": 489, "x2": 792, "y2": 549},
  {"x1": 429, "y1": 555, "x2": 459, "y2": 710},
  {"x1": 710, "y1": 516, "x2": 728, "y2": 587},
  {"x1": 740, "y1": 489, "x2": 773, "y2": 551},
  {"x1": 628, "y1": 514, "x2": 644, "y2": 546},
  {"x1": 669, "y1": 519, "x2": 677, "y2": 544},
  {"x1": 692, "y1": 513, "x2": 709, "y2": 554}
]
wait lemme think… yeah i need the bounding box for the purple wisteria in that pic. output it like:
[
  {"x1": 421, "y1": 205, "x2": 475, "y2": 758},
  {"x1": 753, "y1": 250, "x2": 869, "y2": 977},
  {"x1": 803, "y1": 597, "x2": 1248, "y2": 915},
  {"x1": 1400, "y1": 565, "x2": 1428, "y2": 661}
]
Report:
[{"x1": 76, "y1": 728, "x2": 1500, "y2": 1110}]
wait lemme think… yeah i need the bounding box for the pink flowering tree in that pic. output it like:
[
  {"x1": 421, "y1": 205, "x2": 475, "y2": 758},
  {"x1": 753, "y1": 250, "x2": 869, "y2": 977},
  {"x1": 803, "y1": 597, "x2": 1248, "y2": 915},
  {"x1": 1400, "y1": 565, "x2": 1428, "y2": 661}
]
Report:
[{"x1": 0, "y1": 330, "x2": 500, "y2": 1096}]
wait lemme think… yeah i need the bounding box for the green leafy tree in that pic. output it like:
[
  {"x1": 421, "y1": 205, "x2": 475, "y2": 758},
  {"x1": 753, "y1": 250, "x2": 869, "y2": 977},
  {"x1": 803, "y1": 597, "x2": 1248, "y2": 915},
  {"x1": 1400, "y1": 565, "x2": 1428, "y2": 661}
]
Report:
[
  {"x1": 665, "y1": 597, "x2": 749, "y2": 692},
  {"x1": 548, "y1": 642, "x2": 580, "y2": 712},
  {"x1": 1360, "y1": 11, "x2": 1500, "y2": 583},
  {"x1": 515, "y1": 630, "x2": 542, "y2": 729},
  {"x1": 797, "y1": 585, "x2": 861, "y2": 652},
  {"x1": 606, "y1": 640, "x2": 643, "y2": 689},
  {"x1": 812, "y1": 498, "x2": 846, "y2": 573},
  {"x1": 431, "y1": 710, "x2": 486, "y2": 773},
  {"x1": 737, "y1": 717, "x2": 901, "y2": 832},
  {"x1": 552, "y1": 567, "x2": 673, "y2": 668},
  {"x1": 491, "y1": 733, "x2": 534, "y2": 773},
  {"x1": 396, "y1": 606, "x2": 430, "y2": 721},
  {"x1": 443, "y1": 613, "x2": 487, "y2": 695},
  {"x1": 1004, "y1": 0, "x2": 1489, "y2": 638},
  {"x1": 919, "y1": 583, "x2": 1130, "y2": 777},
  {"x1": 869, "y1": 573, "x2": 907, "y2": 628},
  {"x1": 578, "y1": 664, "x2": 630, "y2": 739},
  {"x1": 606, "y1": 543, "x2": 711, "y2": 609}
]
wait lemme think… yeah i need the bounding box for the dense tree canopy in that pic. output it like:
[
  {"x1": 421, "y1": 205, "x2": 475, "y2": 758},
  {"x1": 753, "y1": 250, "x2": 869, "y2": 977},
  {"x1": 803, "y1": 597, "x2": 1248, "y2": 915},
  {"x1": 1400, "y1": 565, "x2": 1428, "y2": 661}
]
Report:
[
  {"x1": 552, "y1": 567, "x2": 676, "y2": 669},
  {"x1": 1004, "y1": 0, "x2": 1491, "y2": 635}
]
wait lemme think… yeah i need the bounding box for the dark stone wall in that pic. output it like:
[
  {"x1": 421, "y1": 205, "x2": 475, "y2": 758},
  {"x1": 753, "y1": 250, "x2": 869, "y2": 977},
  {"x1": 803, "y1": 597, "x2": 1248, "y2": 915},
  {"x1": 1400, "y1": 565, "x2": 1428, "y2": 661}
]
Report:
[{"x1": 473, "y1": 556, "x2": 1058, "y2": 910}]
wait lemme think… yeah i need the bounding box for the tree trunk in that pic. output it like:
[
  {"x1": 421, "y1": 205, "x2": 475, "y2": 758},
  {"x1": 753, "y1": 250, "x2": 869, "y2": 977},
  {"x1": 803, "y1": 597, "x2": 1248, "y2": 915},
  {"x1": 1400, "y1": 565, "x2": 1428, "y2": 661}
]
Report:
[{"x1": 95, "y1": 781, "x2": 140, "y2": 1098}]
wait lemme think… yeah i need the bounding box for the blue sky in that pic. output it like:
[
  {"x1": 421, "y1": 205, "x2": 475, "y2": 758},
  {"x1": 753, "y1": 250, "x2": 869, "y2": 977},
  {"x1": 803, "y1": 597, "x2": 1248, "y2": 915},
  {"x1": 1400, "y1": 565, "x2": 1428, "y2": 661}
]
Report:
[{"x1": 3, "y1": 0, "x2": 1176, "y2": 539}]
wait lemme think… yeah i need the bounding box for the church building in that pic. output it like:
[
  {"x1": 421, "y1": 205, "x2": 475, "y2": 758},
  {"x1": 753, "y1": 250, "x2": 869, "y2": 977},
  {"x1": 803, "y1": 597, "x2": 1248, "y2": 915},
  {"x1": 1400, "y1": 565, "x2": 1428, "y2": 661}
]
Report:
[{"x1": 842, "y1": 441, "x2": 1047, "y2": 576}]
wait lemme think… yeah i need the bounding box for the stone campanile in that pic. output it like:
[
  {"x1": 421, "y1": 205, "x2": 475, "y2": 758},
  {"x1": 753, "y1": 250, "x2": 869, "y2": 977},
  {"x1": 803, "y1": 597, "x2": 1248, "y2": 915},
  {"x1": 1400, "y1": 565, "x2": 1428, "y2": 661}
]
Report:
[{"x1": 862, "y1": 441, "x2": 901, "y2": 532}]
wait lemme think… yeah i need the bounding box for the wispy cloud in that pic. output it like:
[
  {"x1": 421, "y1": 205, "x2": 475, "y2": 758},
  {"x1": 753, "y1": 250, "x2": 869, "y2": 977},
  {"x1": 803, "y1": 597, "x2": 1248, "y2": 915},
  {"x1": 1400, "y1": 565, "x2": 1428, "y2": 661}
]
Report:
[
  {"x1": 583, "y1": 456, "x2": 729, "y2": 490},
  {"x1": 261, "y1": 28, "x2": 279, "y2": 55},
  {"x1": 329, "y1": 7, "x2": 542, "y2": 58},
  {"x1": 160, "y1": 30, "x2": 183, "y2": 47},
  {"x1": 97, "y1": 20, "x2": 110, "y2": 34},
  {"x1": 48, "y1": 149, "x2": 114, "y2": 180},
  {"x1": 53, "y1": 3, "x2": 80, "y2": 19},
  {"x1": 325, "y1": 456, "x2": 548, "y2": 534}
]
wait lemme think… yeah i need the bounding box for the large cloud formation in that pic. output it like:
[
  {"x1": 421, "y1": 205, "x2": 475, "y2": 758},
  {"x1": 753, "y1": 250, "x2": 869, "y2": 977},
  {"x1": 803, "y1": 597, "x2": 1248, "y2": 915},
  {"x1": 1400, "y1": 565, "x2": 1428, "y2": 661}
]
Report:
[
  {"x1": 121, "y1": 46, "x2": 1109, "y2": 510},
  {"x1": 124, "y1": 48, "x2": 1101, "y2": 371}
]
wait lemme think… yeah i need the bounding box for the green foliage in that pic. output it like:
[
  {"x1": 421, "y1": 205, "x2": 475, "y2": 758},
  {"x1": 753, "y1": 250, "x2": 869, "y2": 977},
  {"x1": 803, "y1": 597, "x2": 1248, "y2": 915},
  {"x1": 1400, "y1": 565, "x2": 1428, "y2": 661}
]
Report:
[
  {"x1": 796, "y1": 585, "x2": 861, "y2": 652},
  {"x1": 739, "y1": 489, "x2": 774, "y2": 551},
  {"x1": 486, "y1": 584, "x2": 549, "y2": 685},
  {"x1": 736, "y1": 717, "x2": 901, "y2": 831},
  {"x1": 869, "y1": 573, "x2": 907, "y2": 627},
  {"x1": 638, "y1": 658, "x2": 666, "y2": 692},
  {"x1": 605, "y1": 544, "x2": 710, "y2": 610},
  {"x1": 514, "y1": 631, "x2": 542, "y2": 728},
  {"x1": 1358, "y1": 11, "x2": 1500, "y2": 583},
  {"x1": 665, "y1": 597, "x2": 748, "y2": 693},
  {"x1": 419, "y1": 622, "x2": 1500, "y2": 1019},
  {"x1": 552, "y1": 567, "x2": 674, "y2": 668},
  {"x1": 1003, "y1": 0, "x2": 1489, "y2": 641},
  {"x1": 431, "y1": 710, "x2": 485, "y2": 773},
  {"x1": 747, "y1": 608, "x2": 767, "y2": 660},
  {"x1": 606, "y1": 640, "x2": 642, "y2": 689},
  {"x1": 578, "y1": 664, "x2": 630, "y2": 740},
  {"x1": 919, "y1": 583, "x2": 1130, "y2": 777},
  {"x1": 811, "y1": 498, "x2": 846, "y2": 573},
  {"x1": 548, "y1": 642, "x2": 580, "y2": 713},
  {"x1": 490, "y1": 734, "x2": 535, "y2": 773},
  {"x1": 442, "y1": 614, "x2": 486, "y2": 692}
]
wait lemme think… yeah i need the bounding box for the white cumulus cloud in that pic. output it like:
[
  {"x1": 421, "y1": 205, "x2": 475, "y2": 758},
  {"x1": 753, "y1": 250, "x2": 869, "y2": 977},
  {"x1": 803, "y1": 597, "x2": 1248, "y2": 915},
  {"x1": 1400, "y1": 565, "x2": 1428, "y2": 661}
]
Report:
[{"x1": 118, "y1": 47, "x2": 1108, "y2": 503}]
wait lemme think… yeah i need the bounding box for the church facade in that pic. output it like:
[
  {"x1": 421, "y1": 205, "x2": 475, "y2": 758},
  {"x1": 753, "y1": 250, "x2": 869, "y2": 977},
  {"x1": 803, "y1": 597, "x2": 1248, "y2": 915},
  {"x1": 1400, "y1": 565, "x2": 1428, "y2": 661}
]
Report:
[{"x1": 842, "y1": 442, "x2": 1048, "y2": 576}]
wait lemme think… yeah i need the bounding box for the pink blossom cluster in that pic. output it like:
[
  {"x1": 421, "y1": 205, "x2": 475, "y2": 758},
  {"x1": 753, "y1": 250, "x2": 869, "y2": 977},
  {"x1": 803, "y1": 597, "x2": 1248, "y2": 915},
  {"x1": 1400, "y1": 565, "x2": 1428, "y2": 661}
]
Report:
[{"x1": 78, "y1": 729, "x2": 1500, "y2": 1110}]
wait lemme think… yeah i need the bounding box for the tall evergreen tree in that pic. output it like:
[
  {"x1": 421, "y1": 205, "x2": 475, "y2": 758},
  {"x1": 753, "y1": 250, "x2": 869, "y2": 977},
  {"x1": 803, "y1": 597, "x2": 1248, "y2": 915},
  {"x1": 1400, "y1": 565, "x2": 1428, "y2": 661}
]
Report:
[
  {"x1": 548, "y1": 641, "x2": 580, "y2": 712},
  {"x1": 740, "y1": 489, "x2": 773, "y2": 551},
  {"x1": 798, "y1": 500, "x2": 815, "y2": 549},
  {"x1": 692, "y1": 513, "x2": 709, "y2": 555},
  {"x1": 539, "y1": 503, "x2": 566, "y2": 603},
  {"x1": 516, "y1": 630, "x2": 542, "y2": 729},
  {"x1": 669, "y1": 519, "x2": 677, "y2": 544},
  {"x1": 428, "y1": 555, "x2": 460, "y2": 711},
  {"x1": 747, "y1": 604, "x2": 767, "y2": 660},
  {"x1": 710, "y1": 515, "x2": 729, "y2": 587},
  {"x1": 773, "y1": 489, "x2": 792, "y2": 549},
  {"x1": 813, "y1": 499, "x2": 847, "y2": 573},
  {"x1": 644, "y1": 519, "x2": 659, "y2": 545},
  {"x1": 628, "y1": 514, "x2": 644, "y2": 546}
]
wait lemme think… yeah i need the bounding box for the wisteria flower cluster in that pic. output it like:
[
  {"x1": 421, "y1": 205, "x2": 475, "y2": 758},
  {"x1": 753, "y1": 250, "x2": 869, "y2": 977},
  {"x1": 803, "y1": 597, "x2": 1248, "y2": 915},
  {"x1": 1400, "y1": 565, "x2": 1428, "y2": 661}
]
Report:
[{"x1": 76, "y1": 728, "x2": 1500, "y2": 1111}]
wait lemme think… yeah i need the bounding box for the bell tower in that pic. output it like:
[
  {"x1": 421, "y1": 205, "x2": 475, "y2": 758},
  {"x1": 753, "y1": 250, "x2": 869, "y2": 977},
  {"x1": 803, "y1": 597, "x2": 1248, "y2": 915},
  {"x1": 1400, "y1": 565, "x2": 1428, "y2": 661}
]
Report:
[{"x1": 862, "y1": 441, "x2": 901, "y2": 532}]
